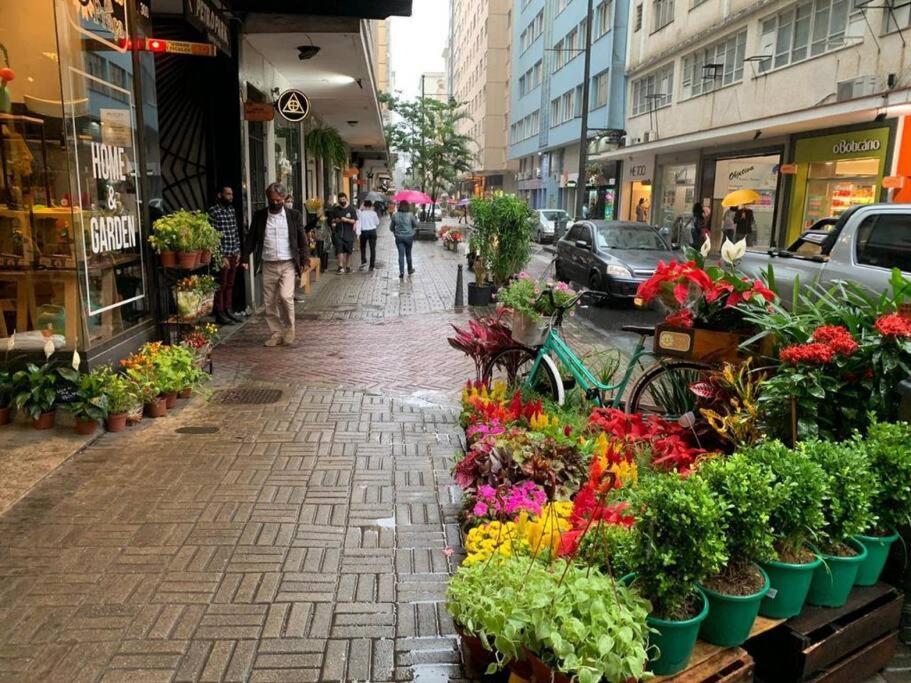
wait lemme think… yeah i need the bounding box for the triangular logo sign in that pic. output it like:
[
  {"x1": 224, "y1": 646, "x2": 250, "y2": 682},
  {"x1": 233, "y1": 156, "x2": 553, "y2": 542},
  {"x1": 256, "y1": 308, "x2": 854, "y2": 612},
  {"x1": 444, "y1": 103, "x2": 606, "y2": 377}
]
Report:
[
  {"x1": 278, "y1": 90, "x2": 309, "y2": 121},
  {"x1": 283, "y1": 93, "x2": 305, "y2": 114}
]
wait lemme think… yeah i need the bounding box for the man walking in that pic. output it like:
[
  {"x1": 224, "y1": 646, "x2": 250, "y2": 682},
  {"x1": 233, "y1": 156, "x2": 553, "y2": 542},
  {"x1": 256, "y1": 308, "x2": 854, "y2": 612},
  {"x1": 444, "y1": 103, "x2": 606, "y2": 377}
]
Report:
[
  {"x1": 357, "y1": 199, "x2": 380, "y2": 271},
  {"x1": 242, "y1": 182, "x2": 310, "y2": 347},
  {"x1": 330, "y1": 192, "x2": 357, "y2": 273},
  {"x1": 208, "y1": 186, "x2": 242, "y2": 326}
]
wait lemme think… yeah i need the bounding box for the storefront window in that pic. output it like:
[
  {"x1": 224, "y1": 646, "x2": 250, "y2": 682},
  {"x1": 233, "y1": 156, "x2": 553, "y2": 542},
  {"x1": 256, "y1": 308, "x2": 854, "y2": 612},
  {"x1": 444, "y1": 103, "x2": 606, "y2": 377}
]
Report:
[
  {"x1": 274, "y1": 118, "x2": 302, "y2": 204},
  {"x1": 804, "y1": 157, "x2": 878, "y2": 225},
  {"x1": 712, "y1": 154, "x2": 780, "y2": 248},
  {"x1": 657, "y1": 163, "x2": 696, "y2": 230}
]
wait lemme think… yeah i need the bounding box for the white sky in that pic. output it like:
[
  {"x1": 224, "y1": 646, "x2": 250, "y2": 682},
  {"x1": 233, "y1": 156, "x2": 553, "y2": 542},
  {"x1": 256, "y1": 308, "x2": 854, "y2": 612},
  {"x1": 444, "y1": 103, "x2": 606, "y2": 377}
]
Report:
[{"x1": 389, "y1": 0, "x2": 449, "y2": 98}]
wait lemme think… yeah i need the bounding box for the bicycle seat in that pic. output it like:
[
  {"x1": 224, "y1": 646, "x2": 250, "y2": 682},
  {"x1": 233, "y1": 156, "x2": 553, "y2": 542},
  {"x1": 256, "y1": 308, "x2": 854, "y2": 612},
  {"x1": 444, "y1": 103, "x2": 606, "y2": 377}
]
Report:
[{"x1": 621, "y1": 325, "x2": 656, "y2": 337}]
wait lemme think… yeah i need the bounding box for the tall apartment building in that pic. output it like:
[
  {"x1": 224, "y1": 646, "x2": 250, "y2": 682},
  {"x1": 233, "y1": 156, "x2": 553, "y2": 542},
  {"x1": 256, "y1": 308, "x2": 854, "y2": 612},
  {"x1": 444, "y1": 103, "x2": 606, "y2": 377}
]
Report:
[
  {"x1": 450, "y1": 0, "x2": 517, "y2": 195},
  {"x1": 508, "y1": 0, "x2": 629, "y2": 216},
  {"x1": 373, "y1": 19, "x2": 392, "y2": 96},
  {"x1": 601, "y1": 0, "x2": 911, "y2": 247}
]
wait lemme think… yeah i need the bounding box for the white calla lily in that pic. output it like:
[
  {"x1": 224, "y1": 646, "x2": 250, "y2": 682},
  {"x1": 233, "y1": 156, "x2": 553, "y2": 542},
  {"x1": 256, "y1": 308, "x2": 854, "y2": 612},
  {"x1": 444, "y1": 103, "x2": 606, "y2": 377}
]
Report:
[
  {"x1": 43, "y1": 337, "x2": 55, "y2": 360},
  {"x1": 700, "y1": 236, "x2": 711, "y2": 258},
  {"x1": 72, "y1": 349, "x2": 81, "y2": 371},
  {"x1": 721, "y1": 238, "x2": 747, "y2": 265}
]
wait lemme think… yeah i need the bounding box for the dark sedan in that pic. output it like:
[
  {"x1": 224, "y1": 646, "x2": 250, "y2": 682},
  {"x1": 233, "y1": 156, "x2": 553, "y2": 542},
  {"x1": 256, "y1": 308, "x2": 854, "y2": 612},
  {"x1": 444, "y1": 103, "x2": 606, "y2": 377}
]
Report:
[{"x1": 554, "y1": 220, "x2": 676, "y2": 299}]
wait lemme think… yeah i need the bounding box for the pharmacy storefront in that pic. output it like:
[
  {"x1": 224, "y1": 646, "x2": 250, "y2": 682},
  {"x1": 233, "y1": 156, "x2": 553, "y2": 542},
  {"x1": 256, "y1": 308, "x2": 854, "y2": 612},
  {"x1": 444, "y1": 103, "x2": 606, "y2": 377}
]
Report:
[{"x1": 786, "y1": 126, "x2": 892, "y2": 244}]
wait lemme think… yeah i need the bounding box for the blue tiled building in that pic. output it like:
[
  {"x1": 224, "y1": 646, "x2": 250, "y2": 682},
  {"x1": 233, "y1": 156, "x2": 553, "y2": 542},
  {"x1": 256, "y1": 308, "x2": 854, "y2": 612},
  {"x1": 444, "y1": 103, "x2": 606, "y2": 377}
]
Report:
[{"x1": 508, "y1": 0, "x2": 628, "y2": 218}]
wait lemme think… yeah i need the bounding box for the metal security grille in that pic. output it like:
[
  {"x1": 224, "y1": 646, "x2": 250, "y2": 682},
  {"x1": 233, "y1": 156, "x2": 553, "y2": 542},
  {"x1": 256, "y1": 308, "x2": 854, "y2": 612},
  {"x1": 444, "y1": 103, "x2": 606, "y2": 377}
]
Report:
[{"x1": 212, "y1": 388, "x2": 283, "y2": 405}]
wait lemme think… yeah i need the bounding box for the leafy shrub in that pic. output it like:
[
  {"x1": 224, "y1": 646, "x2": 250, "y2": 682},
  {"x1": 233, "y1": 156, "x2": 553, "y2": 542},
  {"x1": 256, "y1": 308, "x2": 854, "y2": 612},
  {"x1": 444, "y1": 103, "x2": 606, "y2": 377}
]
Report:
[
  {"x1": 698, "y1": 454, "x2": 778, "y2": 569},
  {"x1": 800, "y1": 439, "x2": 877, "y2": 551},
  {"x1": 860, "y1": 419, "x2": 911, "y2": 533},
  {"x1": 68, "y1": 367, "x2": 110, "y2": 422},
  {"x1": 739, "y1": 440, "x2": 826, "y2": 560},
  {"x1": 498, "y1": 275, "x2": 576, "y2": 322},
  {"x1": 11, "y1": 362, "x2": 67, "y2": 418},
  {"x1": 626, "y1": 473, "x2": 727, "y2": 619}
]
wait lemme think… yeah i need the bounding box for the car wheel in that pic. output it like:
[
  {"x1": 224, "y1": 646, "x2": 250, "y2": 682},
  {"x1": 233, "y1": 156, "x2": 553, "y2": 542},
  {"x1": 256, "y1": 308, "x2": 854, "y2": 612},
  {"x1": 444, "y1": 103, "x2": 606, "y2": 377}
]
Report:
[{"x1": 589, "y1": 271, "x2": 611, "y2": 307}]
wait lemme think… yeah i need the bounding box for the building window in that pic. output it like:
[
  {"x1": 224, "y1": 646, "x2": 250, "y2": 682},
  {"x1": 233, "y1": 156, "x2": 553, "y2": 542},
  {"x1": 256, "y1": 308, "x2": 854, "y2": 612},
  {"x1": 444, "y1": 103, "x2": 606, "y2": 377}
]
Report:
[
  {"x1": 520, "y1": 10, "x2": 544, "y2": 52},
  {"x1": 759, "y1": 0, "x2": 862, "y2": 73},
  {"x1": 653, "y1": 0, "x2": 674, "y2": 31},
  {"x1": 551, "y1": 97, "x2": 561, "y2": 126},
  {"x1": 562, "y1": 90, "x2": 574, "y2": 123},
  {"x1": 556, "y1": 0, "x2": 570, "y2": 14},
  {"x1": 595, "y1": 0, "x2": 613, "y2": 37},
  {"x1": 631, "y1": 63, "x2": 674, "y2": 116},
  {"x1": 553, "y1": 38, "x2": 565, "y2": 72},
  {"x1": 591, "y1": 69, "x2": 610, "y2": 108},
  {"x1": 681, "y1": 30, "x2": 746, "y2": 98},
  {"x1": 884, "y1": 0, "x2": 911, "y2": 32},
  {"x1": 635, "y1": 4, "x2": 644, "y2": 30}
]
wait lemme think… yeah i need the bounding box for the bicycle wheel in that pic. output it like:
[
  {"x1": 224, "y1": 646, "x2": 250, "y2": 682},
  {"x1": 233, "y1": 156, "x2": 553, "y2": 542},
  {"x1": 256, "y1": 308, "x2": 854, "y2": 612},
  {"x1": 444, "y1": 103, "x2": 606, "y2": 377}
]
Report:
[
  {"x1": 484, "y1": 346, "x2": 562, "y2": 403},
  {"x1": 627, "y1": 360, "x2": 713, "y2": 418}
]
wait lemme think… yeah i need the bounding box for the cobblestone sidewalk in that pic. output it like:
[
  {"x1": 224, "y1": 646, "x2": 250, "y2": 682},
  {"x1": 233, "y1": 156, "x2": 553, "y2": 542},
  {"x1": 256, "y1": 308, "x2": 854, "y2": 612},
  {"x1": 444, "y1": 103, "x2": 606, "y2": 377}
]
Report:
[{"x1": 0, "y1": 235, "x2": 474, "y2": 682}]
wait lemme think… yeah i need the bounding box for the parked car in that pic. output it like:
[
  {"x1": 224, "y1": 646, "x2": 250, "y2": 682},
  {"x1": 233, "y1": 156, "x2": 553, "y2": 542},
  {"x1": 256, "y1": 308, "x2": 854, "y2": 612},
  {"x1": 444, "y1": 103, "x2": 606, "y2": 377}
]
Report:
[
  {"x1": 740, "y1": 204, "x2": 911, "y2": 302},
  {"x1": 535, "y1": 209, "x2": 570, "y2": 243},
  {"x1": 555, "y1": 220, "x2": 676, "y2": 299}
]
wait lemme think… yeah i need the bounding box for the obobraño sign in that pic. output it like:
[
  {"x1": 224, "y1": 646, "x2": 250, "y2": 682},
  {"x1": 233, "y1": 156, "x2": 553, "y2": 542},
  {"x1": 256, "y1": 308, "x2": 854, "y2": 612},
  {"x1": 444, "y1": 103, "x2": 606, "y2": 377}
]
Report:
[{"x1": 276, "y1": 89, "x2": 311, "y2": 123}]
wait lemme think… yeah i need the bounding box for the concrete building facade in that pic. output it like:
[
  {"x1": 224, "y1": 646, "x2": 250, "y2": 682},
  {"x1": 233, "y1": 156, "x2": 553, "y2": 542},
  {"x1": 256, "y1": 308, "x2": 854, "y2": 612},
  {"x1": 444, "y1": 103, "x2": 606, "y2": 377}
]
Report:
[
  {"x1": 603, "y1": 0, "x2": 911, "y2": 248},
  {"x1": 450, "y1": 0, "x2": 518, "y2": 196},
  {"x1": 507, "y1": 0, "x2": 629, "y2": 217}
]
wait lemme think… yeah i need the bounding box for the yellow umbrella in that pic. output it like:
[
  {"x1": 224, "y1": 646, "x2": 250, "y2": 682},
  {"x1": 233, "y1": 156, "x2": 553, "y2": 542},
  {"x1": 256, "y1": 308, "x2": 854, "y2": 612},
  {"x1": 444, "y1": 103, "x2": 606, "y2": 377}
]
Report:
[{"x1": 722, "y1": 189, "x2": 761, "y2": 208}]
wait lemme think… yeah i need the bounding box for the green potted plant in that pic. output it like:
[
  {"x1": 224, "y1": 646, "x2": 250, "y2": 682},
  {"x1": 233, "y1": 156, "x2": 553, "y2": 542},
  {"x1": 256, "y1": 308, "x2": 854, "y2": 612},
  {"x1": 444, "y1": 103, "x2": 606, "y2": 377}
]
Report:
[
  {"x1": 696, "y1": 455, "x2": 776, "y2": 646},
  {"x1": 742, "y1": 441, "x2": 826, "y2": 619},
  {"x1": 100, "y1": 368, "x2": 139, "y2": 432},
  {"x1": 151, "y1": 210, "x2": 212, "y2": 269},
  {"x1": 150, "y1": 345, "x2": 184, "y2": 408},
  {"x1": 11, "y1": 362, "x2": 64, "y2": 429},
  {"x1": 149, "y1": 216, "x2": 181, "y2": 268},
  {"x1": 0, "y1": 368, "x2": 13, "y2": 425},
  {"x1": 802, "y1": 439, "x2": 876, "y2": 607},
  {"x1": 124, "y1": 364, "x2": 164, "y2": 418},
  {"x1": 67, "y1": 367, "x2": 110, "y2": 435},
  {"x1": 196, "y1": 218, "x2": 221, "y2": 266},
  {"x1": 498, "y1": 276, "x2": 576, "y2": 346},
  {"x1": 853, "y1": 419, "x2": 911, "y2": 586},
  {"x1": 625, "y1": 472, "x2": 727, "y2": 676}
]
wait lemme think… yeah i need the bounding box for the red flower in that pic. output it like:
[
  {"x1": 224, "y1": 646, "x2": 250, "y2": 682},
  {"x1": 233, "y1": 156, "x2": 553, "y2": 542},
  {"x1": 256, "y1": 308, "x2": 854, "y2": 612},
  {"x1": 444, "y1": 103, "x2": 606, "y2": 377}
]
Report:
[
  {"x1": 779, "y1": 342, "x2": 835, "y2": 366},
  {"x1": 743, "y1": 279, "x2": 775, "y2": 303},
  {"x1": 665, "y1": 308, "x2": 694, "y2": 329},
  {"x1": 875, "y1": 313, "x2": 911, "y2": 338},
  {"x1": 812, "y1": 325, "x2": 859, "y2": 356}
]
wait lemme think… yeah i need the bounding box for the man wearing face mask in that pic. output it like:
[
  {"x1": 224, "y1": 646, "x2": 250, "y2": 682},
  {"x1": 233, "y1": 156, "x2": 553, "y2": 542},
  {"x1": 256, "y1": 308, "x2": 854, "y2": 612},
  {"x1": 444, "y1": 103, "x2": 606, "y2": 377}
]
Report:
[
  {"x1": 242, "y1": 182, "x2": 310, "y2": 347},
  {"x1": 330, "y1": 192, "x2": 357, "y2": 273},
  {"x1": 207, "y1": 185, "x2": 241, "y2": 326}
]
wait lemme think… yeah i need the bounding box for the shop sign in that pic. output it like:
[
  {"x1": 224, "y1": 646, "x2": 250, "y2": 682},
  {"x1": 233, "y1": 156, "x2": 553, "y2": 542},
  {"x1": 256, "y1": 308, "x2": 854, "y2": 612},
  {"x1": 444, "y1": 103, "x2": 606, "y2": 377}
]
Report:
[
  {"x1": 276, "y1": 90, "x2": 310, "y2": 123},
  {"x1": 163, "y1": 40, "x2": 217, "y2": 57},
  {"x1": 883, "y1": 175, "x2": 906, "y2": 189},
  {"x1": 779, "y1": 164, "x2": 798, "y2": 174},
  {"x1": 833, "y1": 138, "x2": 881, "y2": 155},
  {"x1": 71, "y1": 0, "x2": 128, "y2": 51},
  {"x1": 623, "y1": 157, "x2": 654, "y2": 184},
  {"x1": 244, "y1": 101, "x2": 274, "y2": 122},
  {"x1": 184, "y1": 0, "x2": 232, "y2": 57}
]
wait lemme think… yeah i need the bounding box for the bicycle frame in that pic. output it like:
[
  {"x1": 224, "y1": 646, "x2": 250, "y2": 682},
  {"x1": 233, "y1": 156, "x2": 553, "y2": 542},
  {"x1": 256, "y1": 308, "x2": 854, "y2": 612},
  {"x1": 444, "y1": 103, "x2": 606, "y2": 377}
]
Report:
[{"x1": 526, "y1": 323, "x2": 655, "y2": 407}]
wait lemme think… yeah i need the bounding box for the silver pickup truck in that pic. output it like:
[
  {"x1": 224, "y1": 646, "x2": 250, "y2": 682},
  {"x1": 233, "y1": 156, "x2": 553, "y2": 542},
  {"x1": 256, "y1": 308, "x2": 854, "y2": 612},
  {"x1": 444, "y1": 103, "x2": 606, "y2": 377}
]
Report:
[{"x1": 739, "y1": 204, "x2": 911, "y2": 301}]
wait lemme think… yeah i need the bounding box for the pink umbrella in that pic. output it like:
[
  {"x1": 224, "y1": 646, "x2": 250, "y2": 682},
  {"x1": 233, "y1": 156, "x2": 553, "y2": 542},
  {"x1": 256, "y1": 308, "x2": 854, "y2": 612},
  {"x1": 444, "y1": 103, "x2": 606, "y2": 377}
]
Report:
[{"x1": 392, "y1": 189, "x2": 433, "y2": 205}]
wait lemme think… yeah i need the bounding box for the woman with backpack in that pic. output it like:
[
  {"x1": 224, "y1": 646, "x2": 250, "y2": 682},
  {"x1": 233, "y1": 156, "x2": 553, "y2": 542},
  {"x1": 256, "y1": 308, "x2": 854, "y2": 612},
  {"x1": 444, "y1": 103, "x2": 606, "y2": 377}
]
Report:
[{"x1": 390, "y1": 200, "x2": 420, "y2": 279}]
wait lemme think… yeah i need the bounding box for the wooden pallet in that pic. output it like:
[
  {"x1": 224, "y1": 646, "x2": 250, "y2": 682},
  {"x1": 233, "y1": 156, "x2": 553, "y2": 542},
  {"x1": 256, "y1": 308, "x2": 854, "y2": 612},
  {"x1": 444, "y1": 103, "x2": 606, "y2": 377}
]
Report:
[{"x1": 746, "y1": 583, "x2": 903, "y2": 682}]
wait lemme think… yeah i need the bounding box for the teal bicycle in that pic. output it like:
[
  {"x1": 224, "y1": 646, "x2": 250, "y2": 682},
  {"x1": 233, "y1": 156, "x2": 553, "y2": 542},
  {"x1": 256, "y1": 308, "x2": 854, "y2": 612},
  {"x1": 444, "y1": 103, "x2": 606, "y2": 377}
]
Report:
[{"x1": 483, "y1": 290, "x2": 713, "y2": 416}]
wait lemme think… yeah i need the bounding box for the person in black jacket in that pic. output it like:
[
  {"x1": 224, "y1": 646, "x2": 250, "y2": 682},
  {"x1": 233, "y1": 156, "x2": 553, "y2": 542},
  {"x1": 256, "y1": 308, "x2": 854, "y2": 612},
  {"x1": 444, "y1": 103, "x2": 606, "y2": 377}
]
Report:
[{"x1": 241, "y1": 182, "x2": 310, "y2": 347}]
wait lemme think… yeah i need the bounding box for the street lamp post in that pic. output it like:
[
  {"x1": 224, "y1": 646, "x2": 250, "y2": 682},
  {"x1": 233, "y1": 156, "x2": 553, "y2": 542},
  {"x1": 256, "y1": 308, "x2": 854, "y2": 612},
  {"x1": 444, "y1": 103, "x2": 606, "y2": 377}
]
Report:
[{"x1": 575, "y1": 0, "x2": 595, "y2": 221}]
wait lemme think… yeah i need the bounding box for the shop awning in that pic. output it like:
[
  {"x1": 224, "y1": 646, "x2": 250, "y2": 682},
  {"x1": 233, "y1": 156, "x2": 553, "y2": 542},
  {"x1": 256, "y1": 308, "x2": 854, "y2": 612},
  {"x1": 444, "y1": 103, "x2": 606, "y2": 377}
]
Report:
[{"x1": 227, "y1": 0, "x2": 412, "y2": 18}]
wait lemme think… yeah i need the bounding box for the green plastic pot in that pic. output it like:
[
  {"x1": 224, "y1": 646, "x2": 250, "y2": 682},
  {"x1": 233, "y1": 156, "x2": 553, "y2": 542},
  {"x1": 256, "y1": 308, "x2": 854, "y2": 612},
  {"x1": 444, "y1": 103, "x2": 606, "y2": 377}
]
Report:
[
  {"x1": 697, "y1": 564, "x2": 770, "y2": 647},
  {"x1": 853, "y1": 530, "x2": 900, "y2": 586},
  {"x1": 646, "y1": 588, "x2": 709, "y2": 676},
  {"x1": 806, "y1": 538, "x2": 868, "y2": 608},
  {"x1": 758, "y1": 552, "x2": 823, "y2": 619}
]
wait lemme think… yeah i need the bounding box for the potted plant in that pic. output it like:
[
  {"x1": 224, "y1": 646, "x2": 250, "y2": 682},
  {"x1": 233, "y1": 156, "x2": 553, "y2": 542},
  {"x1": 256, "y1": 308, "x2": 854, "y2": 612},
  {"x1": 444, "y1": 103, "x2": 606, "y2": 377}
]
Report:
[
  {"x1": 100, "y1": 368, "x2": 138, "y2": 432},
  {"x1": 122, "y1": 345, "x2": 165, "y2": 418},
  {"x1": 149, "y1": 216, "x2": 180, "y2": 268},
  {"x1": 0, "y1": 369, "x2": 12, "y2": 425},
  {"x1": 151, "y1": 210, "x2": 212, "y2": 269},
  {"x1": 853, "y1": 419, "x2": 911, "y2": 586},
  {"x1": 196, "y1": 218, "x2": 221, "y2": 266},
  {"x1": 738, "y1": 441, "x2": 826, "y2": 618},
  {"x1": 67, "y1": 367, "x2": 109, "y2": 435},
  {"x1": 148, "y1": 345, "x2": 183, "y2": 408},
  {"x1": 625, "y1": 472, "x2": 727, "y2": 676},
  {"x1": 498, "y1": 275, "x2": 575, "y2": 346},
  {"x1": 468, "y1": 194, "x2": 533, "y2": 306},
  {"x1": 803, "y1": 439, "x2": 876, "y2": 608},
  {"x1": 174, "y1": 275, "x2": 218, "y2": 321},
  {"x1": 11, "y1": 362, "x2": 64, "y2": 429},
  {"x1": 696, "y1": 455, "x2": 776, "y2": 646}
]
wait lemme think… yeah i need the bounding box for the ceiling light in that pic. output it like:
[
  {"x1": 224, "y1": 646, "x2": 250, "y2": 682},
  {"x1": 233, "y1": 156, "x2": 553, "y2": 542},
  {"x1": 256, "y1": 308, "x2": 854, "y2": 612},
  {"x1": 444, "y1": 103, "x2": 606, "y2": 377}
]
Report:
[{"x1": 298, "y1": 45, "x2": 320, "y2": 60}]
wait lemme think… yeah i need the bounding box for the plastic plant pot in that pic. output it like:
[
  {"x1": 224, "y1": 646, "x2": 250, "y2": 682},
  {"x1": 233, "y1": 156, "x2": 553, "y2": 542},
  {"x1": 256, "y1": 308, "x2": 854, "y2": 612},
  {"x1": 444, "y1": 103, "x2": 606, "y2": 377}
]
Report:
[
  {"x1": 758, "y1": 552, "x2": 823, "y2": 619},
  {"x1": 646, "y1": 588, "x2": 710, "y2": 676},
  {"x1": 853, "y1": 530, "x2": 900, "y2": 586},
  {"x1": 698, "y1": 565, "x2": 770, "y2": 647},
  {"x1": 806, "y1": 538, "x2": 869, "y2": 608}
]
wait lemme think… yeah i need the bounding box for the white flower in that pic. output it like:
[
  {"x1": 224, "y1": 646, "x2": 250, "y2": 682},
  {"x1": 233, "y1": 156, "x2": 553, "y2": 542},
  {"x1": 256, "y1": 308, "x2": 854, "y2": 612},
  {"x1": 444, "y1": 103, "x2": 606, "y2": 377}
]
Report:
[
  {"x1": 6, "y1": 331, "x2": 14, "y2": 352},
  {"x1": 72, "y1": 350, "x2": 81, "y2": 372},
  {"x1": 44, "y1": 338, "x2": 55, "y2": 360},
  {"x1": 721, "y1": 238, "x2": 747, "y2": 265},
  {"x1": 700, "y1": 237, "x2": 712, "y2": 258}
]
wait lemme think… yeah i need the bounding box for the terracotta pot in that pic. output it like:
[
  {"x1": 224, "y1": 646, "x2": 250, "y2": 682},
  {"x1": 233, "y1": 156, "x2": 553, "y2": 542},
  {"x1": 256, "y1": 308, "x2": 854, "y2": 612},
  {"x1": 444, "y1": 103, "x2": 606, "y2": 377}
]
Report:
[
  {"x1": 526, "y1": 650, "x2": 572, "y2": 683},
  {"x1": 179, "y1": 387, "x2": 192, "y2": 399},
  {"x1": 74, "y1": 417, "x2": 98, "y2": 435},
  {"x1": 0, "y1": 405, "x2": 10, "y2": 426},
  {"x1": 106, "y1": 413, "x2": 128, "y2": 432},
  {"x1": 32, "y1": 411, "x2": 56, "y2": 430},
  {"x1": 455, "y1": 626, "x2": 496, "y2": 678},
  {"x1": 164, "y1": 391, "x2": 178, "y2": 408},
  {"x1": 199, "y1": 249, "x2": 211, "y2": 265},
  {"x1": 160, "y1": 250, "x2": 177, "y2": 268},
  {"x1": 144, "y1": 398, "x2": 167, "y2": 418},
  {"x1": 177, "y1": 250, "x2": 199, "y2": 269}
]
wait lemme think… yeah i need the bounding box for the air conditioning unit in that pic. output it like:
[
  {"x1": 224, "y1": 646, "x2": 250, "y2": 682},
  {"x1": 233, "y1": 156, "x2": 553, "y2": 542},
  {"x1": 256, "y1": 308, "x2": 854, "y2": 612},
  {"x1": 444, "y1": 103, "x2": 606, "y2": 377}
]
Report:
[
  {"x1": 642, "y1": 130, "x2": 658, "y2": 142},
  {"x1": 837, "y1": 76, "x2": 880, "y2": 102}
]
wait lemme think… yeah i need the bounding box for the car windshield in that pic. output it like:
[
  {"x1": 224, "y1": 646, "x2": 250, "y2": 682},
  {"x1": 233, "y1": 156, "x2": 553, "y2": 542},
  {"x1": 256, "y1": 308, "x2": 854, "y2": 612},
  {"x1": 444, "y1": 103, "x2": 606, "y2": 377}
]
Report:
[
  {"x1": 596, "y1": 225, "x2": 666, "y2": 250},
  {"x1": 541, "y1": 211, "x2": 567, "y2": 221}
]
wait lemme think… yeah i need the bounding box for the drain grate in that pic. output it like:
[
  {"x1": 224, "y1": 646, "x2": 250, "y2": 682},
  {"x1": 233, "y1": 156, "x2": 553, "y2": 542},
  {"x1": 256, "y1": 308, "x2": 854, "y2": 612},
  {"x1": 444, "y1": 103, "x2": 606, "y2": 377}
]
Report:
[
  {"x1": 212, "y1": 387, "x2": 283, "y2": 405},
  {"x1": 175, "y1": 425, "x2": 220, "y2": 434}
]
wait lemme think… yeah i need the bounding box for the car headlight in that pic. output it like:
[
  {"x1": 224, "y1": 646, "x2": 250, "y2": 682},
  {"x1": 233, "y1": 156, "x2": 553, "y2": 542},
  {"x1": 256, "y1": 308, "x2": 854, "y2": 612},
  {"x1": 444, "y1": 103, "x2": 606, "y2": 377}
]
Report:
[{"x1": 606, "y1": 264, "x2": 632, "y2": 278}]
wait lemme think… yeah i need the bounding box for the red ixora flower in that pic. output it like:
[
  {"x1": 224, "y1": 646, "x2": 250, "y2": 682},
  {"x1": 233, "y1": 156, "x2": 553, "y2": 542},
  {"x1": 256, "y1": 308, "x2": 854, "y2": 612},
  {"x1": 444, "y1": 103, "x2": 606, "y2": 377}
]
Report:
[
  {"x1": 875, "y1": 313, "x2": 911, "y2": 339},
  {"x1": 811, "y1": 325, "x2": 859, "y2": 356},
  {"x1": 779, "y1": 342, "x2": 835, "y2": 366}
]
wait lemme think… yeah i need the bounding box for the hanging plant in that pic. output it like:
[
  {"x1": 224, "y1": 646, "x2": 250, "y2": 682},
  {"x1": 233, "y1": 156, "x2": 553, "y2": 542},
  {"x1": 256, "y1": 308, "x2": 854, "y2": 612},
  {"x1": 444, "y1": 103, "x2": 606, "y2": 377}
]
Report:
[{"x1": 305, "y1": 126, "x2": 348, "y2": 167}]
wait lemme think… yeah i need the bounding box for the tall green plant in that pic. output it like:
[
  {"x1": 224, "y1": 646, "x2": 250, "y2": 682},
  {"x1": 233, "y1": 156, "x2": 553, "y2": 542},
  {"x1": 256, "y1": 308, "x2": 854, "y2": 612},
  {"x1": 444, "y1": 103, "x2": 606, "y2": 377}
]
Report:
[{"x1": 470, "y1": 193, "x2": 534, "y2": 287}]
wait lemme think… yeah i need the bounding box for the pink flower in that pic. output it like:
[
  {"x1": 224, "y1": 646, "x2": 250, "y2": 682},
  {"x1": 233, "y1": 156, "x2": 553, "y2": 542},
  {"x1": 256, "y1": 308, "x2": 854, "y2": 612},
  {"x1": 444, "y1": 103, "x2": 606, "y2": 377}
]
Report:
[{"x1": 472, "y1": 502, "x2": 488, "y2": 517}]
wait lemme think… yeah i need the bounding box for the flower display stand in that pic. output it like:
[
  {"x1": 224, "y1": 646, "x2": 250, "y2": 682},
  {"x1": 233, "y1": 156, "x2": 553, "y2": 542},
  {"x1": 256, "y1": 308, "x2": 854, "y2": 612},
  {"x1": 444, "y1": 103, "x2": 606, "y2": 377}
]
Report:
[{"x1": 745, "y1": 582, "x2": 902, "y2": 682}]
